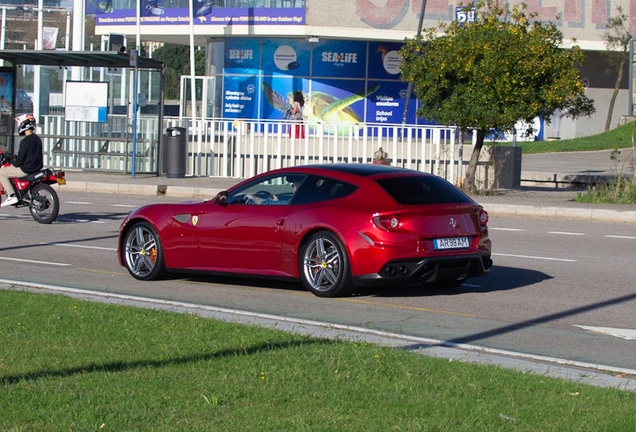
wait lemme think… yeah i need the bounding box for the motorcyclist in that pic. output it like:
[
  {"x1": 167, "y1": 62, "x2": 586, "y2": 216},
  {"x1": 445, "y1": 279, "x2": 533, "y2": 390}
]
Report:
[{"x1": 0, "y1": 114, "x2": 43, "y2": 207}]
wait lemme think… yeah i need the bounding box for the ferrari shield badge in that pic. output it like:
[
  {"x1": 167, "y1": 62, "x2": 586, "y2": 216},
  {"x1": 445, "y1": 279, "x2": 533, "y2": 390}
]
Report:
[{"x1": 192, "y1": 215, "x2": 199, "y2": 226}]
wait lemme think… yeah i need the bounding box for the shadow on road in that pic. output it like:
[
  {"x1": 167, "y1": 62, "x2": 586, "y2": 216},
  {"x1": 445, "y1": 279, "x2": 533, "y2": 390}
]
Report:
[{"x1": 362, "y1": 265, "x2": 551, "y2": 298}]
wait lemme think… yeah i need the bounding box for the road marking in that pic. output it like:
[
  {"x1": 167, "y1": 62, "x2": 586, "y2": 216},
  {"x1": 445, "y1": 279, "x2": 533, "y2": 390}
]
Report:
[
  {"x1": 574, "y1": 325, "x2": 636, "y2": 341},
  {"x1": 0, "y1": 256, "x2": 71, "y2": 266},
  {"x1": 0, "y1": 214, "x2": 103, "y2": 224},
  {"x1": 492, "y1": 253, "x2": 577, "y2": 262},
  {"x1": 40, "y1": 242, "x2": 116, "y2": 251},
  {"x1": 112, "y1": 204, "x2": 139, "y2": 208},
  {"x1": 490, "y1": 228, "x2": 526, "y2": 232},
  {"x1": 548, "y1": 231, "x2": 585, "y2": 236},
  {"x1": 605, "y1": 235, "x2": 636, "y2": 240},
  {"x1": 0, "y1": 214, "x2": 31, "y2": 219},
  {"x1": 65, "y1": 201, "x2": 93, "y2": 205},
  {"x1": 462, "y1": 283, "x2": 482, "y2": 288},
  {"x1": 56, "y1": 217, "x2": 106, "y2": 224}
]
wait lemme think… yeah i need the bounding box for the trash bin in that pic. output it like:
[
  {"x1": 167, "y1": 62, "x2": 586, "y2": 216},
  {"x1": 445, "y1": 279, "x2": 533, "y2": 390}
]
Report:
[{"x1": 164, "y1": 127, "x2": 187, "y2": 178}]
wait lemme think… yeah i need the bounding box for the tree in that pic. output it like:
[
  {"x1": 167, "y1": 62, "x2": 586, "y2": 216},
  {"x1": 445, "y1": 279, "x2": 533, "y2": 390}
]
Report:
[
  {"x1": 602, "y1": 6, "x2": 632, "y2": 132},
  {"x1": 151, "y1": 43, "x2": 206, "y2": 100},
  {"x1": 399, "y1": 0, "x2": 595, "y2": 192}
]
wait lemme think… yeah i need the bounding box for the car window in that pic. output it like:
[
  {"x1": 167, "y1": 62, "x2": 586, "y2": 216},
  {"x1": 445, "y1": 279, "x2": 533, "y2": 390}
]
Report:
[
  {"x1": 375, "y1": 175, "x2": 472, "y2": 205},
  {"x1": 227, "y1": 174, "x2": 307, "y2": 205},
  {"x1": 291, "y1": 175, "x2": 357, "y2": 205}
]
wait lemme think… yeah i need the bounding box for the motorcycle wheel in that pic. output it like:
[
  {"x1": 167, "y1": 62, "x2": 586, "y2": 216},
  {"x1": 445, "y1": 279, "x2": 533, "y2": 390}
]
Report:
[{"x1": 29, "y1": 183, "x2": 60, "y2": 224}]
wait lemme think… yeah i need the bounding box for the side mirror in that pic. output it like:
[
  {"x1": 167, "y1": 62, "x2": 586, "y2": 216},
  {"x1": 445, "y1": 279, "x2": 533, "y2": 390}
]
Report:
[{"x1": 215, "y1": 191, "x2": 228, "y2": 206}]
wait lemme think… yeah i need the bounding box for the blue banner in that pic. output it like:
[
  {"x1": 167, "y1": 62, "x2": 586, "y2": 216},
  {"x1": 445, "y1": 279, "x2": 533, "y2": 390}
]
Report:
[
  {"x1": 222, "y1": 75, "x2": 259, "y2": 119},
  {"x1": 90, "y1": 2, "x2": 305, "y2": 26},
  {"x1": 311, "y1": 40, "x2": 367, "y2": 78},
  {"x1": 368, "y1": 42, "x2": 403, "y2": 80},
  {"x1": 262, "y1": 39, "x2": 311, "y2": 77},
  {"x1": 225, "y1": 39, "x2": 261, "y2": 75},
  {"x1": 365, "y1": 81, "x2": 410, "y2": 124}
]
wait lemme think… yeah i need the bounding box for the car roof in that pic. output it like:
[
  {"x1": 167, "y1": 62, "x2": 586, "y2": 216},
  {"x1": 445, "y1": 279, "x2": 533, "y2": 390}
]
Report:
[
  {"x1": 304, "y1": 163, "x2": 416, "y2": 177},
  {"x1": 228, "y1": 164, "x2": 438, "y2": 193}
]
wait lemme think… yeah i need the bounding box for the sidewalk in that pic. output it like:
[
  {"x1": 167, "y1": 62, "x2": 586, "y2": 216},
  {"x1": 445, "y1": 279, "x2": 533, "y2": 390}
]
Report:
[{"x1": 56, "y1": 149, "x2": 636, "y2": 224}]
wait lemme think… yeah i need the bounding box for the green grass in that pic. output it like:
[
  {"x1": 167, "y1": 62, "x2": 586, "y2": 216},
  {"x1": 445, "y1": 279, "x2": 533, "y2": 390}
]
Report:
[
  {"x1": 575, "y1": 176, "x2": 636, "y2": 204},
  {"x1": 1, "y1": 289, "x2": 635, "y2": 431},
  {"x1": 501, "y1": 121, "x2": 636, "y2": 154}
]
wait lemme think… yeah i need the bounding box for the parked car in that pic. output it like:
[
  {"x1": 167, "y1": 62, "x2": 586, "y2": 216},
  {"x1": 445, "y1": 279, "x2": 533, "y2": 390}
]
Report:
[
  {"x1": 15, "y1": 89, "x2": 33, "y2": 113},
  {"x1": 118, "y1": 164, "x2": 493, "y2": 297}
]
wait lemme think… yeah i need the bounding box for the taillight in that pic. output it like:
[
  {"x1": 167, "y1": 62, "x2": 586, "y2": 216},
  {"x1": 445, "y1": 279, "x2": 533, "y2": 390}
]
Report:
[
  {"x1": 479, "y1": 209, "x2": 489, "y2": 226},
  {"x1": 373, "y1": 215, "x2": 400, "y2": 231}
]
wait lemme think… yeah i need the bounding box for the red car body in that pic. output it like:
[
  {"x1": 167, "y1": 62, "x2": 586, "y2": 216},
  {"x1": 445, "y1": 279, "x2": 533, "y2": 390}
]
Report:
[{"x1": 118, "y1": 164, "x2": 492, "y2": 297}]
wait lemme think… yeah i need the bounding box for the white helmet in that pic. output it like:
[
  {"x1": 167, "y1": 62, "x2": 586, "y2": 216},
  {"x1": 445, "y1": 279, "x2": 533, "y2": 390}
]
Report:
[{"x1": 15, "y1": 114, "x2": 36, "y2": 136}]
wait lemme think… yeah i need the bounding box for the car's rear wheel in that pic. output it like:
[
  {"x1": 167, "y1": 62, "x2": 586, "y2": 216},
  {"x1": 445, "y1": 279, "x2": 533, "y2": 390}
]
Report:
[
  {"x1": 123, "y1": 221, "x2": 166, "y2": 280},
  {"x1": 300, "y1": 231, "x2": 354, "y2": 298}
]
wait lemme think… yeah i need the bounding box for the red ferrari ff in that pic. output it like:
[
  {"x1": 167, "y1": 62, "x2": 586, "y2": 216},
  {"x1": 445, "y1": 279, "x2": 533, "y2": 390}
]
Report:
[{"x1": 118, "y1": 164, "x2": 492, "y2": 297}]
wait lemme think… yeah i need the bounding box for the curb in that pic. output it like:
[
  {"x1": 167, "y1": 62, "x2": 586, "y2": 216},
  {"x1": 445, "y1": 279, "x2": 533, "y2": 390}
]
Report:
[{"x1": 483, "y1": 203, "x2": 636, "y2": 224}]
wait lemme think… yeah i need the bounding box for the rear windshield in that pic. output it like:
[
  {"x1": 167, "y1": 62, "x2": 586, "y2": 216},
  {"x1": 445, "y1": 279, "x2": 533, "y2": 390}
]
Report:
[{"x1": 375, "y1": 176, "x2": 473, "y2": 205}]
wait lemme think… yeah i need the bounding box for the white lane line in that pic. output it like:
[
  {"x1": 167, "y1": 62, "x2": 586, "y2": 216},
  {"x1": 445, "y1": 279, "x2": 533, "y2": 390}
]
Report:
[
  {"x1": 462, "y1": 283, "x2": 482, "y2": 288},
  {"x1": 112, "y1": 204, "x2": 139, "y2": 208},
  {"x1": 0, "y1": 214, "x2": 31, "y2": 219},
  {"x1": 493, "y1": 253, "x2": 577, "y2": 262},
  {"x1": 490, "y1": 228, "x2": 526, "y2": 232},
  {"x1": 40, "y1": 242, "x2": 116, "y2": 252},
  {"x1": 0, "y1": 256, "x2": 71, "y2": 266},
  {"x1": 0, "y1": 214, "x2": 104, "y2": 224},
  {"x1": 65, "y1": 201, "x2": 93, "y2": 205},
  {"x1": 56, "y1": 217, "x2": 106, "y2": 224},
  {"x1": 574, "y1": 325, "x2": 636, "y2": 341},
  {"x1": 605, "y1": 235, "x2": 636, "y2": 240},
  {"x1": 548, "y1": 231, "x2": 585, "y2": 236}
]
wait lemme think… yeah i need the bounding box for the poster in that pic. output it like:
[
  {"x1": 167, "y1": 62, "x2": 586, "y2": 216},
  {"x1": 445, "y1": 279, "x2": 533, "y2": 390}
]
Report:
[
  {"x1": 262, "y1": 38, "x2": 311, "y2": 77},
  {"x1": 306, "y1": 79, "x2": 374, "y2": 125},
  {"x1": 225, "y1": 39, "x2": 261, "y2": 75},
  {"x1": 89, "y1": 0, "x2": 305, "y2": 26},
  {"x1": 368, "y1": 41, "x2": 403, "y2": 79},
  {"x1": 0, "y1": 71, "x2": 15, "y2": 142},
  {"x1": 365, "y1": 80, "x2": 415, "y2": 124},
  {"x1": 311, "y1": 40, "x2": 367, "y2": 78},
  {"x1": 222, "y1": 75, "x2": 260, "y2": 119},
  {"x1": 260, "y1": 77, "x2": 307, "y2": 120}
]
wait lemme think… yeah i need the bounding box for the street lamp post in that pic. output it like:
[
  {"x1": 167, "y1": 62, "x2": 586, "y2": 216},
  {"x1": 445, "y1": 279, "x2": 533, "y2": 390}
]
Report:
[{"x1": 0, "y1": 7, "x2": 11, "y2": 67}]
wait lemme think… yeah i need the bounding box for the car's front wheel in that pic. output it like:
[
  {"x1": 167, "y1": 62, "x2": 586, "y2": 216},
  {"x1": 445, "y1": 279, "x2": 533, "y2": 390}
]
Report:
[
  {"x1": 123, "y1": 221, "x2": 166, "y2": 280},
  {"x1": 299, "y1": 231, "x2": 354, "y2": 298}
]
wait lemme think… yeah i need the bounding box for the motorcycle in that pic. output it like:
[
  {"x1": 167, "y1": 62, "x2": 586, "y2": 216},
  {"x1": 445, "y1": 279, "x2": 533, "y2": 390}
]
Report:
[{"x1": 0, "y1": 151, "x2": 66, "y2": 224}]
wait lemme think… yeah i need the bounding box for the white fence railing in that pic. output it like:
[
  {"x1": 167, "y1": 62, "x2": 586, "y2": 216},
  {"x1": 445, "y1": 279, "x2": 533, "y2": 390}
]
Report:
[{"x1": 40, "y1": 115, "x2": 490, "y2": 186}]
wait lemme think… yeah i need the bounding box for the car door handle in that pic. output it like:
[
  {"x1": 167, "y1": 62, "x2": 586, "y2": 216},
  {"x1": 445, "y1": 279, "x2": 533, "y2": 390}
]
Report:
[{"x1": 276, "y1": 219, "x2": 284, "y2": 226}]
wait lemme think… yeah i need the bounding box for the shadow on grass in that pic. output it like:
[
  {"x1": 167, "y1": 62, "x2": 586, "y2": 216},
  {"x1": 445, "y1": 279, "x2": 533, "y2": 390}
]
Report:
[{"x1": 0, "y1": 338, "x2": 333, "y2": 386}]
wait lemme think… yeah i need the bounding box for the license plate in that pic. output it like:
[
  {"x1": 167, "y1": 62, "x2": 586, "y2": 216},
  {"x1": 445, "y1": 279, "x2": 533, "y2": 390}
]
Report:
[
  {"x1": 433, "y1": 237, "x2": 469, "y2": 250},
  {"x1": 57, "y1": 178, "x2": 66, "y2": 185}
]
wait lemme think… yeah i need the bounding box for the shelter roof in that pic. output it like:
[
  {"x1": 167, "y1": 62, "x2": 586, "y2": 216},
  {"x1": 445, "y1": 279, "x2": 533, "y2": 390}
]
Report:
[{"x1": 0, "y1": 50, "x2": 164, "y2": 70}]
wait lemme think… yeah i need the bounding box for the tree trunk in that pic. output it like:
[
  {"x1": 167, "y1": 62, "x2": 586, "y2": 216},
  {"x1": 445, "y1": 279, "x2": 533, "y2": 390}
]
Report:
[
  {"x1": 605, "y1": 57, "x2": 625, "y2": 132},
  {"x1": 463, "y1": 129, "x2": 485, "y2": 193}
]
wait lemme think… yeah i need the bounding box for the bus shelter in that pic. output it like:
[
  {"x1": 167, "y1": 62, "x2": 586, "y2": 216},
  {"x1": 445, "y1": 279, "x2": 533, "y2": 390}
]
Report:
[{"x1": 0, "y1": 50, "x2": 165, "y2": 175}]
